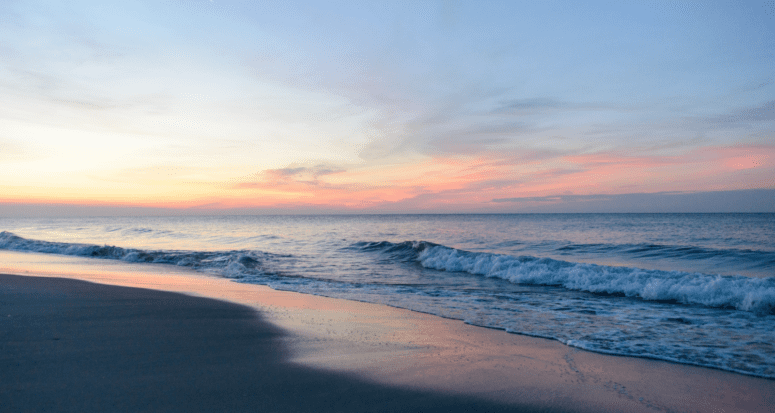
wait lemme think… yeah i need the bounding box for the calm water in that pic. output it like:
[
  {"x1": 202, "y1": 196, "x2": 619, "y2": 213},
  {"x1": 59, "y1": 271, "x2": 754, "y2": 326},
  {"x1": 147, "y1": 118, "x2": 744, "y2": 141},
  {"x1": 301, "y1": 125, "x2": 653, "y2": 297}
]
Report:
[{"x1": 1, "y1": 214, "x2": 774, "y2": 378}]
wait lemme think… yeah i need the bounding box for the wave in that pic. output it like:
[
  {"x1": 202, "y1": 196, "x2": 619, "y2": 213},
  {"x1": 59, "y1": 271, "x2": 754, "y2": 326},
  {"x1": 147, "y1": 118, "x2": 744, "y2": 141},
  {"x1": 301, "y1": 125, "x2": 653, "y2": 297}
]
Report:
[
  {"x1": 351, "y1": 241, "x2": 775, "y2": 314},
  {"x1": 0, "y1": 231, "x2": 272, "y2": 278},
  {"x1": 4, "y1": 231, "x2": 774, "y2": 315},
  {"x1": 553, "y1": 241, "x2": 775, "y2": 266}
]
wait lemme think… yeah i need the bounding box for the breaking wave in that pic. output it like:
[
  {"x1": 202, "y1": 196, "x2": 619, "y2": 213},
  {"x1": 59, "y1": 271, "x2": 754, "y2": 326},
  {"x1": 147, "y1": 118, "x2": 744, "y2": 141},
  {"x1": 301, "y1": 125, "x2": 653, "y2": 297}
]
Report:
[
  {"x1": 0, "y1": 231, "x2": 273, "y2": 279},
  {"x1": 351, "y1": 241, "x2": 775, "y2": 314}
]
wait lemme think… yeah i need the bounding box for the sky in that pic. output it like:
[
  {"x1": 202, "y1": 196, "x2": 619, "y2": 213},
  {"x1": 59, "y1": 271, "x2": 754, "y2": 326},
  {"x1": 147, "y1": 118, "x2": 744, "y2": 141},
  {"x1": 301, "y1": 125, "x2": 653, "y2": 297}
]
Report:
[{"x1": 1, "y1": 0, "x2": 774, "y2": 215}]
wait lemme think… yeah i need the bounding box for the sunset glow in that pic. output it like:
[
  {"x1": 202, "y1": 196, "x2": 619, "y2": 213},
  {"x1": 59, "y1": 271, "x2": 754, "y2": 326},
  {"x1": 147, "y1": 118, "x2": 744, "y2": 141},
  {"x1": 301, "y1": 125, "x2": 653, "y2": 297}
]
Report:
[{"x1": 1, "y1": 1, "x2": 773, "y2": 214}]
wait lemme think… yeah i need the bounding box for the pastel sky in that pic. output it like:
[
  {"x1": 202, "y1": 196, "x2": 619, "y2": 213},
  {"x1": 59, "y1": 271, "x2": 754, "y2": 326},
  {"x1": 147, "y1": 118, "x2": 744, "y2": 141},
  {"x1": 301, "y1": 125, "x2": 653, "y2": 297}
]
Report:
[{"x1": 1, "y1": 0, "x2": 774, "y2": 214}]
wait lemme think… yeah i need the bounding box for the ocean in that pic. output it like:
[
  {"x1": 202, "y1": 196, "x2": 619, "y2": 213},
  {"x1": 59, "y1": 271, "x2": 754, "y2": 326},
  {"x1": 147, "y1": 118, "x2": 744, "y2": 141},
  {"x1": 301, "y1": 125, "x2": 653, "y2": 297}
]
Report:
[{"x1": 1, "y1": 214, "x2": 773, "y2": 379}]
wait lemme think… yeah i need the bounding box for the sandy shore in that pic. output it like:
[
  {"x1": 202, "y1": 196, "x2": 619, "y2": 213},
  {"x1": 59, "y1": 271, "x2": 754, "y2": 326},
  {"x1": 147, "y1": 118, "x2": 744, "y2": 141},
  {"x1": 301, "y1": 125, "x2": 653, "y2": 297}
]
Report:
[
  {"x1": 1, "y1": 256, "x2": 773, "y2": 412},
  {"x1": 1, "y1": 274, "x2": 532, "y2": 412}
]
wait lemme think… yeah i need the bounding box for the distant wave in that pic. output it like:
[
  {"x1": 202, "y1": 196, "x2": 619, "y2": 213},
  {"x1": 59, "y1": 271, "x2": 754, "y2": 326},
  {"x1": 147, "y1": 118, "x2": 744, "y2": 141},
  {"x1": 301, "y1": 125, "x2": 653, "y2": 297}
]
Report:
[
  {"x1": 553, "y1": 241, "x2": 775, "y2": 266},
  {"x1": 351, "y1": 241, "x2": 775, "y2": 314},
  {"x1": 0, "y1": 231, "x2": 272, "y2": 278}
]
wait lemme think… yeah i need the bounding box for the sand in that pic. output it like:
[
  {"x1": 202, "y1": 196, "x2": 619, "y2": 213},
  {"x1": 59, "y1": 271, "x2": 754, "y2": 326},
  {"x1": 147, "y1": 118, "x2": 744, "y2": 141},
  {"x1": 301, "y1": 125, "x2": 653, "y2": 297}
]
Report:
[
  {"x1": 0, "y1": 274, "x2": 530, "y2": 412},
  {"x1": 1, "y1": 253, "x2": 773, "y2": 412}
]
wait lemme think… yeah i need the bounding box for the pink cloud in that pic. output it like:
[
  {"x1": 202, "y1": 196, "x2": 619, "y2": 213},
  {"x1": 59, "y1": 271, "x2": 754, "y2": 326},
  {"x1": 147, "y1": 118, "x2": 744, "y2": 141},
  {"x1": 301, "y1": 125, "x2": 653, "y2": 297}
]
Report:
[{"x1": 7, "y1": 143, "x2": 772, "y2": 213}]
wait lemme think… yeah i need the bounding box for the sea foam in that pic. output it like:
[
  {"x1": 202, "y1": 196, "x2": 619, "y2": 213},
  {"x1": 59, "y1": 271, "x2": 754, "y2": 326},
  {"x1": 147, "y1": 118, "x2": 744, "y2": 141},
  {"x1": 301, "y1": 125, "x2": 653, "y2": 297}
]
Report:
[
  {"x1": 0, "y1": 231, "x2": 270, "y2": 278},
  {"x1": 353, "y1": 241, "x2": 775, "y2": 314}
]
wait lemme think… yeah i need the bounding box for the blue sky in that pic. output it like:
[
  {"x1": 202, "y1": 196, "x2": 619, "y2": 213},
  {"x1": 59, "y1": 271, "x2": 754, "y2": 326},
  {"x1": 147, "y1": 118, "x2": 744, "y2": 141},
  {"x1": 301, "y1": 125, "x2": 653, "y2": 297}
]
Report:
[{"x1": 1, "y1": 0, "x2": 773, "y2": 213}]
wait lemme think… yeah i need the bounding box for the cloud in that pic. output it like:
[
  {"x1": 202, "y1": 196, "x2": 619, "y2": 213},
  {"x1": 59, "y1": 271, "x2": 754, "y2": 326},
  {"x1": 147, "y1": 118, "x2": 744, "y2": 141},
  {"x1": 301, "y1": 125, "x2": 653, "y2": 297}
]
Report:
[
  {"x1": 235, "y1": 165, "x2": 347, "y2": 189},
  {"x1": 0, "y1": 65, "x2": 173, "y2": 129},
  {"x1": 495, "y1": 98, "x2": 563, "y2": 111},
  {"x1": 0, "y1": 138, "x2": 33, "y2": 161},
  {"x1": 490, "y1": 189, "x2": 775, "y2": 213},
  {"x1": 380, "y1": 94, "x2": 621, "y2": 159},
  {"x1": 688, "y1": 100, "x2": 775, "y2": 129},
  {"x1": 740, "y1": 78, "x2": 772, "y2": 93},
  {"x1": 718, "y1": 100, "x2": 775, "y2": 123},
  {"x1": 267, "y1": 165, "x2": 346, "y2": 178},
  {"x1": 427, "y1": 132, "x2": 513, "y2": 155},
  {"x1": 270, "y1": 167, "x2": 309, "y2": 177},
  {"x1": 491, "y1": 98, "x2": 612, "y2": 115},
  {"x1": 493, "y1": 193, "x2": 627, "y2": 203}
]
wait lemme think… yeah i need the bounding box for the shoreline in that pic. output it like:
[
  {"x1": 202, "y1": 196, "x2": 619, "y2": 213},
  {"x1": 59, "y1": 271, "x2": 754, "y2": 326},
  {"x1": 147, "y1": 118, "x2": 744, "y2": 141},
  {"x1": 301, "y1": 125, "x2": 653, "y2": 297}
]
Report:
[
  {"x1": 0, "y1": 273, "x2": 530, "y2": 412},
  {"x1": 1, "y1": 254, "x2": 774, "y2": 412}
]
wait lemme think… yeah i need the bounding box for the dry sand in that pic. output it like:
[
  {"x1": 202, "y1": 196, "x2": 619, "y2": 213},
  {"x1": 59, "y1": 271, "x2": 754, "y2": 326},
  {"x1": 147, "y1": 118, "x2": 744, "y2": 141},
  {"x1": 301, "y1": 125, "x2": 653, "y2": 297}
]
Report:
[{"x1": 1, "y1": 253, "x2": 773, "y2": 412}]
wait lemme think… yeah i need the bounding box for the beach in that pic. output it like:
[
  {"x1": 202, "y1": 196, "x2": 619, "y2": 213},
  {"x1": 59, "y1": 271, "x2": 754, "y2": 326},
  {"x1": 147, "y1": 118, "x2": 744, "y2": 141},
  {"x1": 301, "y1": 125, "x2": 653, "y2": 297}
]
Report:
[
  {"x1": 3, "y1": 0, "x2": 774, "y2": 409},
  {"x1": 0, "y1": 273, "x2": 526, "y2": 412},
  {"x1": 2, "y1": 257, "x2": 773, "y2": 413}
]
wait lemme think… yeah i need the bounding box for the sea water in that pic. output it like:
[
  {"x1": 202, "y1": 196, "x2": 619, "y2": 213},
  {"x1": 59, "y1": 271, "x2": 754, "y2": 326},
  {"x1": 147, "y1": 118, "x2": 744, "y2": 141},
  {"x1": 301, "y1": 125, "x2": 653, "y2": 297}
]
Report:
[{"x1": 1, "y1": 214, "x2": 773, "y2": 378}]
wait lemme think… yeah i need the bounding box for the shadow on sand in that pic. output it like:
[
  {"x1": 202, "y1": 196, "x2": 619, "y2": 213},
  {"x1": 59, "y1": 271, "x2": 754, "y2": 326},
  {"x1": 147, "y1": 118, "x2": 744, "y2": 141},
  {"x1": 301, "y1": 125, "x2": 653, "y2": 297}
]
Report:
[{"x1": 0, "y1": 274, "x2": 566, "y2": 412}]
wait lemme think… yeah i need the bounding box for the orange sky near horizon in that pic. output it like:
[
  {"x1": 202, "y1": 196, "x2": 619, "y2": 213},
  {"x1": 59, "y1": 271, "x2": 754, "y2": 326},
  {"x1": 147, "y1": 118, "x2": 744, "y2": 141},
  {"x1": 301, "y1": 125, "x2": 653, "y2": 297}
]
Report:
[{"x1": 3, "y1": 143, "x2": 772, "y2": 212}]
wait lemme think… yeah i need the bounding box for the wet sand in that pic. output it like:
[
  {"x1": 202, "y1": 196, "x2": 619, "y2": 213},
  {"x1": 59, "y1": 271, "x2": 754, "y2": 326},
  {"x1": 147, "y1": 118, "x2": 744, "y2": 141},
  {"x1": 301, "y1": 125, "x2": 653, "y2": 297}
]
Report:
[
  {"x1": 0, "y1": 274, "x2": 546, "y2": 412},
  {"x1": 1, "y1": 263, "x2": 774, "y2": 412}
]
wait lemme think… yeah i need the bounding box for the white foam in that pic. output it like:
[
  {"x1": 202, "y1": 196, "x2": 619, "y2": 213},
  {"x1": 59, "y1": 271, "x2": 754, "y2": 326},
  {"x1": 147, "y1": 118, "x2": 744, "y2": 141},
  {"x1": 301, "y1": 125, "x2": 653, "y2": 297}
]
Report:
[
  {"x1": 417, "y1": 244, "x2": 775, "y2": 313},
  {"x1": 0, "y1": 231, "x2": 269, "y2": 279}
]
